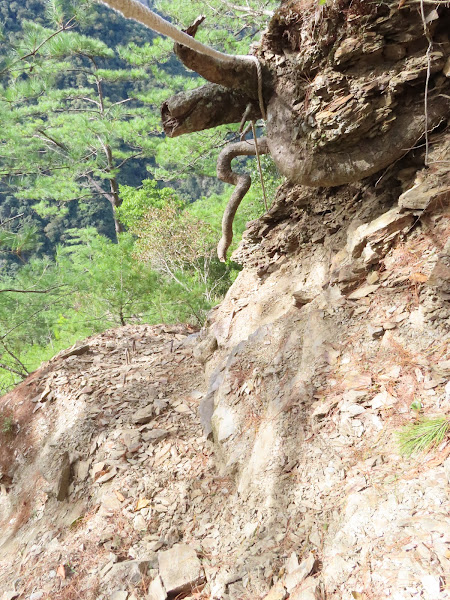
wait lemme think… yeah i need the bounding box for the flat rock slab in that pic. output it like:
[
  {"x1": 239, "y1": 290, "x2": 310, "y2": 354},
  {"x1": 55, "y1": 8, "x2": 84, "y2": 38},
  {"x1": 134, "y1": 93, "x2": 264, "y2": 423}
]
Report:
[
  {"x1": 142, "y1": 428, "x2": 169, "y2": 443},
  {"x1": 347, "y1": 284, "x2": 380, "y2": 300},
  {"x1": 132, "y1": 405, "x2": 154, "y2": 425},
  {"x1": 199, "y1": 393, "x2": 214, "y2": 439},
  {"x1": 56, "y1": 451, "x2": 71, "y2": 501},
  {"x1": 105, "y1": 559, "x2": 153, "y2": 586},
  {"x1": 398, "y1": 181, "x2": 447, "y2": 210},
  {"x1": 347, "y1": 208, "x2": 413, "y2": 259},
  {"x1": 158, "y1": 544, "x2": 204, "y2": 598}
]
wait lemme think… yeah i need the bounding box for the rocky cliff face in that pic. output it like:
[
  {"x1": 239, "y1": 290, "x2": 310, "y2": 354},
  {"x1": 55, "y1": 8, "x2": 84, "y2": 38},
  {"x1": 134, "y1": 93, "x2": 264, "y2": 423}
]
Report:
[
  {"x1": 1, "y1": 2, "x2": 450, "y2": 600},
  {"x1": 0, "y1": 133, "x2": 448, "y2": 600},
  {"x1": 197, "y1": 131, "x2": 450, "y2": 599}
]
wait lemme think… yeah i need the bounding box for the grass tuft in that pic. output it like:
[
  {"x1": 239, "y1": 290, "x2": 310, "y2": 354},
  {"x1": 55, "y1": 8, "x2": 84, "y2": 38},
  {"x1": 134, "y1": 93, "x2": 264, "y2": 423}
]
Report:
[{"x1": 397, "y1": 417, "x2": 450, "y2": 456}]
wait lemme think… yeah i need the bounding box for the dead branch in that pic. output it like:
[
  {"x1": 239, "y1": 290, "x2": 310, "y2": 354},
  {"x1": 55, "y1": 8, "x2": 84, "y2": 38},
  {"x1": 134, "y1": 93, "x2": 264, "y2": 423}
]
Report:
[{"x1": 0, "y1": 284, "x2": 67, "y2": 294}]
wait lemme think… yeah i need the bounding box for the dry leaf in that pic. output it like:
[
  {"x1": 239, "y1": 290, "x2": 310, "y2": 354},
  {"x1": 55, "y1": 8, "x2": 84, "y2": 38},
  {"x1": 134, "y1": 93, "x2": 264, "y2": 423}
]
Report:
[
  {"x1": 135, "y1": 497, "x2": 150, "y2": 511},
  {"x1": 114, "y1": 490, "x2": 125, "y2": 502},
  {"x1": 57, "y1": 564, "x2": 66, "y2": 580},
  {"x1": 409, "y1": 272, "x2": 428, "y2": 283}
]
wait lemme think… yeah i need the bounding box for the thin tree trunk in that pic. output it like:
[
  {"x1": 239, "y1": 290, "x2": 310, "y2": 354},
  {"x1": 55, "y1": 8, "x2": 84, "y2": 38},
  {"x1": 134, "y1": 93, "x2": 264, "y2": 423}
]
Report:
[
  {"x1": 86, "y1": 175, "x2": 123, "y2": 237},
  {"x1": 92, "y1": 64, "x2": 124, "y2": 236}
]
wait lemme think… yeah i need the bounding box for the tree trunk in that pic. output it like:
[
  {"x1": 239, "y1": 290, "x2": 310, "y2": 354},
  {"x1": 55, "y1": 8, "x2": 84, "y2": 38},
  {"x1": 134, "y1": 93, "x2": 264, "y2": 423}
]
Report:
[{"x1": 86, "y1": 175, "x2": 124, "y2": 237}]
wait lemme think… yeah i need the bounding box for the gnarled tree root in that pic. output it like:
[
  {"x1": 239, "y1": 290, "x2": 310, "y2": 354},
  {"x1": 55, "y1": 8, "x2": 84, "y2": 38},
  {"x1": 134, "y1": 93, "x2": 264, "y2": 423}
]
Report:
[
  {"x1": 217, "y1": 137, "x2": 269, "y2": 262},
  {"x1": 161, "y1": 84, "x2": 261, "y2": 138}
]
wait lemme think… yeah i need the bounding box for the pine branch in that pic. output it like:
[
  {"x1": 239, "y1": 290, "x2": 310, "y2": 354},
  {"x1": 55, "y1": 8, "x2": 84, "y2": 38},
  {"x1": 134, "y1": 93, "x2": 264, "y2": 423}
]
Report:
[
  {"x1": 0, "y1": 18, "x2": 77, "y2": 75},
  {"x1": 35, "y1": 129, "x2": 68, "y2": 152},
  {"x1": 19, "y1": 17, "x2": 77, "y2": 61}
]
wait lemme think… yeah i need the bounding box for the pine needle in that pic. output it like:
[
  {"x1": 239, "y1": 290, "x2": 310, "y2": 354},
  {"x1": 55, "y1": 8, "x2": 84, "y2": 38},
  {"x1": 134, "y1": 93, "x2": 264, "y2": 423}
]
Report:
[{"x1": 397, "y1": 417, "x2": 450, "y2": 456}]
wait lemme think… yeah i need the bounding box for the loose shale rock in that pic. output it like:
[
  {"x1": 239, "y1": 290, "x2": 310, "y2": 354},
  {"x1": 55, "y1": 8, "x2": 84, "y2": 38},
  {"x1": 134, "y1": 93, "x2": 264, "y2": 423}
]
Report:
[{"x1": 158, "y1": 544, "x2": 204, "y2": 598}]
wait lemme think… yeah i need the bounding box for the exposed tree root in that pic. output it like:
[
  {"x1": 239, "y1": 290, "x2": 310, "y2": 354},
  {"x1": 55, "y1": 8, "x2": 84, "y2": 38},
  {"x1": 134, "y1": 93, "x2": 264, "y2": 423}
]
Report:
[
  {"x1": 217, "y1": 138, "x2": 269, "y2": 261},
  {"x1": 161, "y1": 84, "x2": 261, "y2": 137}
]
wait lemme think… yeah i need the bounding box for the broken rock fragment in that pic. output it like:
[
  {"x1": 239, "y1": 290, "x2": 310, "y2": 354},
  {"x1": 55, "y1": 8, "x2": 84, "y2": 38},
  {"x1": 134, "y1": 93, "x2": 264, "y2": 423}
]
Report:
[
  {"x1": 398, "y1": 180, "x2": 448, "y2": 210},
  {"x1": 132, "y1": 405, "x2": 154, "y2": 425},
  {"x1": 158, "y1": 544, "x2": 205, "y2": 599},
  {"x1": 284, "y1": 552, "x2": 316, "y2": 593},
  {"x1": 105, "y1": 558, "x2": 154, "y2": 587},
  {"x1": 56, "y1": 451, "x2": 72, "y2": 501},
  {"x1": 347, "y1": 208, "x2": 413, "y2": 260},
  {"x1": 148, "y1": 575, "x2": 166, "y2": 600},
  {"x1": 141, "y1": 428, "x2": 169, "y2": 443},
  {"x1": 262, "y1": 581, "x2": 288, "y2": 600}
]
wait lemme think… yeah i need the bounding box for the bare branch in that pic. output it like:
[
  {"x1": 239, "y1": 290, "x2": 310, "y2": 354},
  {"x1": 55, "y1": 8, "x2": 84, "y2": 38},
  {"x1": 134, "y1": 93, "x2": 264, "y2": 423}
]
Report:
[
  {"x1": 0, "y1": 361, "x2": 28, "y2": 378},
  {"x1": 0, "y1": 342, "x2": 30, "y2": 376},
  {"x1": 0, "y1": 284, "x2": 68, "y2": 294},
  {"x1": 85, "y1": 175, "x2": 115, "y2": 205},
  {"x1": 219, "y1": 0, "x2": 274, "y2": 17},
  {"x1": 0, "y1": 214, "x2": 24, "y2": 227}
]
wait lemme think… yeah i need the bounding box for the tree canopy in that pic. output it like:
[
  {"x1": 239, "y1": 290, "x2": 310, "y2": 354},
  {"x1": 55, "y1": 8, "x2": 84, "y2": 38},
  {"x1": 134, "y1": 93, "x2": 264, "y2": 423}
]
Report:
[{"x1": 0, "y1": 0, "x2": 279, "y2": 390}]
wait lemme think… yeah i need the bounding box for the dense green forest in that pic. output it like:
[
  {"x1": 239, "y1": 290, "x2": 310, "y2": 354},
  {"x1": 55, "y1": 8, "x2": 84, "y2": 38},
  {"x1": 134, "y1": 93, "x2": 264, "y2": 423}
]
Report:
[{"x1": 0, "y1": 0, "x2": 279, "y2": 392}]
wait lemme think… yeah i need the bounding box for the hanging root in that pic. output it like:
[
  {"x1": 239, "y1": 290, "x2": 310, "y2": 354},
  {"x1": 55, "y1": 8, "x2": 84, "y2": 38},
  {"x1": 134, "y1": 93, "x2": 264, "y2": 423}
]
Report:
[{"x1": 217, "y1": 138, "x2": 269, "y2": 262}]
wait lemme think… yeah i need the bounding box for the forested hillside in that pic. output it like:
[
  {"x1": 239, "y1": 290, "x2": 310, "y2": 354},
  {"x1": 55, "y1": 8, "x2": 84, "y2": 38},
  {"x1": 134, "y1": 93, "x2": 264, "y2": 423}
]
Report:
[
  {"x1": 0, "y1": 0, "x2": 159, "y2": 260},
  {"x1": 0, "y1": 0, "x2": 279, "y2": 391}
]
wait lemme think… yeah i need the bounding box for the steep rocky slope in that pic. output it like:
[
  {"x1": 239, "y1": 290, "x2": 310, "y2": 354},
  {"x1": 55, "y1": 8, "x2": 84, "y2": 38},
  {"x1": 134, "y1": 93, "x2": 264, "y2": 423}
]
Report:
[
  {"x1": 1, "y1": 1, "x2": 450, "y2": 599},
  {"x1": 0, "y1": 131, "x2": 449, "y2": 600}
]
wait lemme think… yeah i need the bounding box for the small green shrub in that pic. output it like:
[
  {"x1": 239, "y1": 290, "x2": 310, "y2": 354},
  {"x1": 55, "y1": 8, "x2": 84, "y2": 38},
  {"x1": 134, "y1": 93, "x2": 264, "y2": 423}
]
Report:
[{"x1": 397, "y1": 417, "x2": 450, "y2": 456}]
